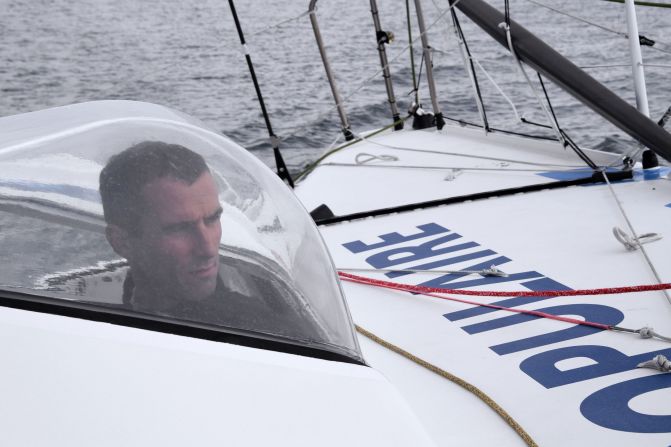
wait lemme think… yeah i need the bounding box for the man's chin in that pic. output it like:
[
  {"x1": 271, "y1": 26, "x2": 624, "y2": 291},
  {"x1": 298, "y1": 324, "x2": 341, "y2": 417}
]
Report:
[{"x1": 181, "y1": 277, "x2": 218, "y2": 302}]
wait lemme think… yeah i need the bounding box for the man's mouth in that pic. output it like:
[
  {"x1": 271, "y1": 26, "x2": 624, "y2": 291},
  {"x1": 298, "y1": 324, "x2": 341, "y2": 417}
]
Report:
[{"x1": 191, "y1": 260, "x2": 218, "y2": 278}]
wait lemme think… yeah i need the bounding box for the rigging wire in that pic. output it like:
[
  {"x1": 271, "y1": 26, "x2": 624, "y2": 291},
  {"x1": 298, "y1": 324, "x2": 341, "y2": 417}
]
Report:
[
  {"x1": 339, "y1": 272, "x2": 671, "y2": 344},
  {"x1": 318, "y1": 162, "x2": 586, "y2": 173},
  {"x1": 601, "y1": 0, "x2": 671, "y2": 7},
  {"x1": 600, "y1": 170, "x2": 671, "y2": 308},
  {"x1": 276, "y1": 0, "x2": 463, "y2": 148},
  {"x1": 501, "y1": 23, "x2": 568, "y2": 143},
  {"x1": 405, "y1": 0, "x2": 420, "y2": 104},
  {"x1": 246, "y1": 9, "x2": 310, "y2": 37},
  {"x1": 451, "y1": 7, "x2": 490, "y2": 131},
  {"x1": 470, "y1": 57, "x2": 522, "y2": 123},
  {"x1": 338, "y1": 136, "x2": 590, "y2": 168},
  {"x1": 524, "y1": 0, "x2": 671, "y2": 56},
  {"x1": 504, "y1": 0, "x2": 511, "y2": 27},
  {"x1": 498, "y1": 15, "x2": 600, "y2": 170},
  {"x1": 537, "y1": 74, "x2": 599, "y2": 169}
]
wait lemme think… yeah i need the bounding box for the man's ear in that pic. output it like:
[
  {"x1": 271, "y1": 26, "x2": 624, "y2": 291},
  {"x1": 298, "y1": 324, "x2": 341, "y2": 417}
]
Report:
[{"x1": 106, "y1": 224, "x2": 132, "y2": 259}]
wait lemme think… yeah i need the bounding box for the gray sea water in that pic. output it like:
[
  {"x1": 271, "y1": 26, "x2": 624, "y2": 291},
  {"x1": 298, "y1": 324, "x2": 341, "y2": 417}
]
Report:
[{"x1": 1, "y1": 0, "x2": 670, "y2": 172}]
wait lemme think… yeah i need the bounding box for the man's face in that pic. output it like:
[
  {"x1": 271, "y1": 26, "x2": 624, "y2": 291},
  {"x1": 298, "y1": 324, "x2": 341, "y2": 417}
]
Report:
[{"x1": 127, "y1": 172, "x2": 222, "y2": 302}]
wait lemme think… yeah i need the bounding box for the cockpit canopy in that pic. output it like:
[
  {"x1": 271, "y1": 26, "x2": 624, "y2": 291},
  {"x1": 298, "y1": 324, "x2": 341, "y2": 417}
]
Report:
[{"x1": 0, "y1": 100, "x2": 362, "y2": 362}]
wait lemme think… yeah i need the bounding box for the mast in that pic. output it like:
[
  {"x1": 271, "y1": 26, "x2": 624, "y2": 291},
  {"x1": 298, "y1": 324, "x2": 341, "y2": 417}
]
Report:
[{"x1": 449, "y1": 0, "x2": 671, "y2": 163}]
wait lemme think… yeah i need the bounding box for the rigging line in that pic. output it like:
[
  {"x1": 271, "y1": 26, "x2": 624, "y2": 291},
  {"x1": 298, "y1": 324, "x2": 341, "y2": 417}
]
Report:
[
  {"x1": 608, "y1": 144, "x2": 645, "y2": 169},
  {"x1": 339, "y1": 266, "x2": 508, "y2": 276},
  {"x1": 405, "y1": 0, "x2": 419, "y2": 104},
  {"x1": 537, "y1": 74, "x2": 599, "y2": 169},
  {"x1": 601, "y1": 0, "x2": 671, "y2": 9},
  {"x1": 441, "y1": 115, "x2": 559, "y2": 140},
  {"x1": 350, "y1": 136, "x2": 591, "y2": 168},
  {"x1": 560, "y1": 129, "x2": 600, "y2": 169},
  {"x1": 354, "y1": 325, "x2": 539, "y2": 447},
  {"x1": 502, "y1": 23, "x2": 566, "y2": 147},
  {"x1": 318, "y1": 162, "x2": 584, "y2": 173},
  {"x1": 294, "y1": 115, "x2": 412, "y2": 182},
  {"x1": 579, "y1": 63, "x2": 664, "y2": 69},
  {"x1": 342, "y1": 275, "x2": 610, "y2": 330},
  {"x1": 525, "y1": 0, "x2": 671, "y2": 56},
  {"x1": 504, "y1": 0, "x2": 511, "y2": 27},
  {"x1": 470, "y1": 58, "x2": 522, "y2": 123},
  {"x1": 600, "y1": 170, "x2": 671, "y2": 308},
  {"x1": 416, "y1": 50, "x2": 426, "y2": 98},
  {"x1": 340, "y1": 0, "x2": 463, "y2": 105},
  {"x1": 246, "y1": 9, "x2": 310, "y2": 37},
  {"x1": 326, "y1": 132, "x2": 343, "y2": 151},
  {"x1": 276, "y1": 0, "x2": 458, "y2": 139},
  {"x1": 339, "y1": 271, "x2": 671, "y2": 298},
  {"x1": 280, "y1": 0, "x2": 463, "y2": 142},
  {"x1": 526, "y1": 0, "x2": 626, "y2": 38},
  {"x1": 451, "y1": 7, "x2": 490, "y2": 131},
  {"x1": 346, "y1": 276, "x2": 671, "y2": 345}
]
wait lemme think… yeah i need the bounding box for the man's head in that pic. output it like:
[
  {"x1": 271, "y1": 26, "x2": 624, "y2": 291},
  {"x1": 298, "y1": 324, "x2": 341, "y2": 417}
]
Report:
[{"x1": 100, "y1": 141, "x2": 222, "y2": 305}]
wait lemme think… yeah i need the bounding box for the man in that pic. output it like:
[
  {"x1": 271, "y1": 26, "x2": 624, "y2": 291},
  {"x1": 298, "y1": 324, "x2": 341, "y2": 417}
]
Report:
[
  {"x1": 99, "y1": 141, "x2": 321, "y2": 340},
  {"x1": 99, "y1": 141, "x2": 224, "y2": 317}
]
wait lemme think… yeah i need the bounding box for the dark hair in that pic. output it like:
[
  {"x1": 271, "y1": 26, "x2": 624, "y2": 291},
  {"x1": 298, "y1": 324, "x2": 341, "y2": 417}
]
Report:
[{"x1": 99, "y1": 141, "x2": 210, "y2": 231}]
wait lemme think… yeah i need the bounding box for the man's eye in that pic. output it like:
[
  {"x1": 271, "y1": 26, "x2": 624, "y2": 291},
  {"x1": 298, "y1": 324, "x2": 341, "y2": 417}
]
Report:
[
  {"x1": 164, "y1": 223, "x2": 191, "y2": 233},
  {"x1": 205, "y1": 209, "x2": 223, "y2": 225}
]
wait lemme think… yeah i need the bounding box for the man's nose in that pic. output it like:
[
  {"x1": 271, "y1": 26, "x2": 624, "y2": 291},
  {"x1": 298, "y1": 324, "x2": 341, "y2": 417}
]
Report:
[{"x1": 192, "y1": 221, "x2": 219, "y2": 257}]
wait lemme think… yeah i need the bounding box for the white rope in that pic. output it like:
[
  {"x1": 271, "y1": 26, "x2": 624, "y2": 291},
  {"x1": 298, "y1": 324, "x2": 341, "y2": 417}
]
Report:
[
  {"x1": 601, "y1": 170, "x2": 671, "y2": 307},
  {"x1": 612, "y1": 226, "x2": 663, "y2": 251},
  {"x1": 500, "y1": 23, "x2": 565, "y2": 145},
  {"x1": 326, "y1": 132, "x2": 343, "y2": 151},
  {"x1": 471, "y1": 58, "x2": 522, "y2": 123},
  {"x1": 637, "y1": 354, "x2": 671, "y2": 372},
  {"x1": 354, "y1": 153, "x2": 399, "y2": 164},
  {"x1": 637, "y1": 327, "x2": 671, "y2": 343}
]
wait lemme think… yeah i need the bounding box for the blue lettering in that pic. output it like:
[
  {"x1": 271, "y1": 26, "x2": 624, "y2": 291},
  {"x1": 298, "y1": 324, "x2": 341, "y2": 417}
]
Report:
[
  {"x1": 366, "y1": 232, "x2": 465, "y2": 269},
  {"x1": 421, "y1": 256, "x2": 543, "y2": 290},
  {"x1": 520, "y1": 345, "x2": 671, "y2": 388},
  {"x1": 386, "y1": 248, "x2": 493, "y2": 278},
  {"x1": 343, "y1": 223, "x2": 449, "y2": 253},
  {"x1": 581, "y1": 375, "x2": 671, "y2": 433},
  {"x1": 461, "y1": 304, "x2": 624, "y2": 355}
]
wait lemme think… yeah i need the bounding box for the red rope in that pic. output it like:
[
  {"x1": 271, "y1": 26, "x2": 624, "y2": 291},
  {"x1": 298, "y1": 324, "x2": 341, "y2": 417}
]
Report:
[
  {"x1": 338, "y1": 272, "x2": 613, "y2": 330},
  {"x1": 338, "y1": 271, "x2": 671, "y2": 297}
]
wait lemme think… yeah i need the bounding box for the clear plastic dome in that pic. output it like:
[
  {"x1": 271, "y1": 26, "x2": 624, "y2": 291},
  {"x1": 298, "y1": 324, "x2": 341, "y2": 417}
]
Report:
[{"x1": 0, "y1": 101, "x2": 362, "y2": 362}]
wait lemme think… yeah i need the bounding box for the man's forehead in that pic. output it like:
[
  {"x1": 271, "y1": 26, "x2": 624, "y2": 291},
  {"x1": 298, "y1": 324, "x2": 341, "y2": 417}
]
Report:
[{"x1": 139, "y1": 173, "x2": 220, "y2": 222}]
